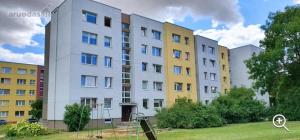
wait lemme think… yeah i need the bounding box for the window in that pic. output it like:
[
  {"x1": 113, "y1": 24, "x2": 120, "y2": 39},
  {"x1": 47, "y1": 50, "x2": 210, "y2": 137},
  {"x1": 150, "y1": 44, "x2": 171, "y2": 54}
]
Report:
[
  {"x1": 81, "y1": 53, "x2": 97, "y2": 65},
  {"x1": 173, "y1": 50, "x2": 181, "y2": 59},
  {"x1": 208, "y1": 46, "x2": 215, "y2": 54},
  {"x1": 2, "y1": 67, "x2": 11, "y2": 74},
  {"x1": 142, "y1": 62, "x2": 148, "y2": 71},
  {"x1": 154, "y1": 99, "x2": 163, "y2": 108},
  {"x1": 172, "y1": 34, "x2": 180, "y2": 43},
  {"x1": 184, "y1": 37, "x2": 189, "y2": 45},
  {"x1": 0, "y1": 111, "x2": 8, "y2": 117},
  {"x1": 15, "y1": 111, "x2": 24, "y2": 117},
  {"x1": 104, "y1": 98, "x2": 112, "y2": 109},
  {"x1": 186, "y1": 68, "x2": 191, "y2": 76},
  {"x1": 210, "y1": 73, "x2": 216, "y2": 81},
  {"x1": 104, "y1": 36, "x2": 112, "y2": 48},
  {"x1": 82, "y1": 31, "x2": 97, "y2": 45},
  {"x1": 82, "y1": 10, "x2": 97, "y2": 24},
  {"x1": 204, "y1": 86, "x2": 208, "y2": 93},
  {"x1": 0, "y1": 78, "x2": 11, "y2": 84},
  {"x1": 81, "y1": 75, "x2": 97, "y2": 87},
  {"x1": 104, "y1": 16, "x2": 111, "y2": 27},
  {"x1": 187, "y1": 83, "x2": 191, "y2": 91},
  {"x1": 203, "y1": 58, "x2": 206, "y2": 66},
  {"x1": 18, "y1": 69, "x2": 27, "y2": 74},
  {"x1": 152, "y1": 30, "x2": 161, "y2": 40},
  {"x1": 153, "y1": 64, "x2": 162, "y2": 73},
  {"x1": 16, "y1": 90, "x2": 25, "y2": 96},
  {"x1": 211, "y1": 86, "x2": 217, "y2": 93},
  {"x1": 222, "y1": 65, "x2": 226, "y2": 71},
  {"x1": 30, "y1": 80, "x2": 35, "y2": 85},
  {"x1": 223, "y1": 76, "x2": 227, "y2": 83},
  {"x1": 221, "y1": 53, "x2": 225, "y2": 59},
  {"x1": 174, "y1": 82, "x2": 183, "y2": 91},
  {"x1": 204, "y1": 72, "x2": 207, "y2": 80},
  {"x1": 185, "y1": 52, "x2": 190, "y2": 60},
  {"x1": 16, "y1": 100, "x2": 25, "y2": 106},
  {"x1": 205, "y1": 100, "x2": 209, "y2": 105},
  {"x1": 105, "y1": 77, "x2": 112, "y2": 88},
  {"x1": 210, "y1": 60, "x2": 215, "y2": 67},
  {"x1": 104, "y1": 56, "x2": 112, "y2": 67},
  {"x1": 141, "y1": 27, "x2": 147, "y2": 37},
  {"x1": 122, "y1": 23, "x2": 129, "y2": 30},
  {"x1": 141, "y1": 44, "x2": 147, "y2": 54},
  {"x1": 81, "y1": 98, "x2": 97, "y2": 108},
  {"x1": 202, "y1": 44, "x2": 206, "y2": 52},
  {"x1": 0, "y1": 89, "x2": 10, "y2": 95},
  {"x1": 143, "y1": 99, "x2": 148, "y2": 109},
  {"x1": 153, "y1": 82, "x2": 163, "y2": 91},
  {"x1": 142, "y1": 80, "x2": 148, "y2": 89},
  {"x1": 152, "y1": 47, "x2": 162, "y2": 56},
  {"x1": 173, "y1": 66, "x2": 182, "y2": 75},
  {"x1": 0, "y1": 100, "x2": 9, "y2": 106},
  {"x1": 30, "y1": 70, "x2": 36, "y2": 75},
  {"x1": 17, "y1": 79, "x2": 26, "y2": 85},
  {"x1": 29, "y1": 90, "x2": 35, "y2": 96}
]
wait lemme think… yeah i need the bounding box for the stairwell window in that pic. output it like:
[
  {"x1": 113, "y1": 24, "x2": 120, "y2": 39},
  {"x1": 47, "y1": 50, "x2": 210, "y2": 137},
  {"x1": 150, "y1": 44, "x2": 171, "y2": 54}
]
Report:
[
  {"x1": 154, "y1": 99, "x2": 163, "y2": 108},
  {"x1": 104, "y1": 77, "x2": 112, "y2": 88},
  {"x1": 152, "y1": 30, "x2": 161, "y2": 40},
  {"x1": 82, "y1": 31, "x2": 97, "y2": 45},
  {"x1": 104, "y1": 98, "x2": 112, "y2": 109},
  {"x1": 184, "y1": 37, "x2": 189, "y2": 45},
  {"x1": 81, "y1": 75, "x2": 97, "y2": 87},
  {"x1": 82, "y1": 10, "x2": 97, "y2": 24},
  {"x1": 172, "y1": 33, "x2": 180, "y2": 43},
  {"x1": 81, "y1": 53, "x2": 97, "y2": 65},
  {"x1": 185, "y1": 52, "x2": 190, "y2": 60},
  {"x1": 203, "y1": 58, "x2": 206, "y2": 66},
  {"x1": 204, "y1": 72, "x2": 207, "y2": 80},
  {"x1": 104, "y1": 56, "x2": 112, "y2": 68}
]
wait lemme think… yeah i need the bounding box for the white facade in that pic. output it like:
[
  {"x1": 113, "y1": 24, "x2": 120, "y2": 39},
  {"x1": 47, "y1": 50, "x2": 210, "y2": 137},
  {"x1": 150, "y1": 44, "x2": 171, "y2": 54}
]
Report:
[
  {"x1": 130, "y1": 14, "x2": 165, "y2": 116},
  {"x1": 229, "y1": 44, "x2": 270, "y2": 106},
  {"x1": 194, "y1": 36, "x2": 221, "y2": 104},
  {"x1": 47, "y1": 0, "x2": 122, "y2": 121}
]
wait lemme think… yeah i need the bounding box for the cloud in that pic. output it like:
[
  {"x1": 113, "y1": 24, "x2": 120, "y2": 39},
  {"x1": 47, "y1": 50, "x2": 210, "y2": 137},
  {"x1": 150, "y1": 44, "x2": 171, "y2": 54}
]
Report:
[
  {"x1": 293, "y1": 0, "x2": 300, "y2": 4},
  {"x1": 99, "y1": 0, "x2": 242, "y2": 23},
  {"x1": 0, "y1": 46, "x2": 44, "y2": 65},
  {"x1": 194, "y1": 23, "x2": 265, "y2": 48}
]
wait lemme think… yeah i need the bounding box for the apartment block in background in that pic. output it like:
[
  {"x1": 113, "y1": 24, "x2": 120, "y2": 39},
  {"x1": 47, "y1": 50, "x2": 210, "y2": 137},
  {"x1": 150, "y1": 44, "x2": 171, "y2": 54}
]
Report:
[
  {"x1": 163, "y1": 22, "x2": 198, "y2": 106},
  {"x1": 218, "y1": 45, "x2": 231, "y2": 95},
  {"x1": 194, "y1": 36, "x2": 221, "y2": 105},
  {"x1": 0, "y1": 61, "x2": 43, "y2": 122},
  {"x1": 229, "y1": 45, "x2": 270, "y2": 106}
]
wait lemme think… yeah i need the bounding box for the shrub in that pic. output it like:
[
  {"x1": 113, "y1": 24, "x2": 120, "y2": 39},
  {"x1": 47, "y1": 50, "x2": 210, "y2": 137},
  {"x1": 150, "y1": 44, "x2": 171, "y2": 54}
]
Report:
[
  {"x1": 156, "y1": 98, "x2": 224, "y2": 129},
  {"x1": 63, "y1": 103, "x2": 91, "y2": 131},
  {"x1": 212, "y1": 87, "x2": 267, "y2": 124},
  {"x1": 5, "y1": 121, "x2": 47, "y2": 137}
]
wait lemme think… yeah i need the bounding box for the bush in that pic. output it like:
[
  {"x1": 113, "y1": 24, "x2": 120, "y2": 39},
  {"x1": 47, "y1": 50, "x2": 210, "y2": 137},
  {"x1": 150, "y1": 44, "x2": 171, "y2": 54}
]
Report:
[
  {"x1": 63, "y1": 103, "x2": 91, "y2": 131},
  {"x1": 5, "y1": 121, "x2": 47, "y2": 137},
  {"x1": 212, "y1": 87, "x2": 267, "y2": 124},
  {"x1": 156, "y1": 98, "x2": 224, "y2": 129}
]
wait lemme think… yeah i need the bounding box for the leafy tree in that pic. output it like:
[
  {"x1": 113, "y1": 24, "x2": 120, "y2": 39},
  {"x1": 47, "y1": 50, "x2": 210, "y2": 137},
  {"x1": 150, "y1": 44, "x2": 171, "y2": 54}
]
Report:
[
  {"x1": 245, "y1": 6, "x2": 300, "y2": 119},
  {"x1": 63, "y1": 103, "x2": 91, "y2": 131},
  {"x1": 30, "y1": 99, "x2": 43, "y2": 120}
]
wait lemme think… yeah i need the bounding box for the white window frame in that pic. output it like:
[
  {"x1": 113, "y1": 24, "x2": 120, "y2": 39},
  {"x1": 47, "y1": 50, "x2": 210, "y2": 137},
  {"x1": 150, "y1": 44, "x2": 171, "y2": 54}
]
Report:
[
  {"x1": 104, "y1": 98, "x2": 112, "y2": 109},
  {"x1": 81, "y1": 75, "x2": 97, "y2": 87},
  {"x1": 154, "y1": 99, "x2": 163, "y2": 108},
  {"x1": 16, "y1": 100, "x2": 25, "y2": 106},
  {"x1": 153, "y1": 82, "x2": 163, "y2": 91},
  {"x1": 104, "y1": 77, "x2": 112, "y2": 88}
]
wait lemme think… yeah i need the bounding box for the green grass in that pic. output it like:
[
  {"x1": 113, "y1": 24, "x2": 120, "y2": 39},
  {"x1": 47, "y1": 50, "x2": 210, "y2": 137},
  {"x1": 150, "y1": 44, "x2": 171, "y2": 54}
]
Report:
[{"x1": 1, "y1": 122, "x2": 300, "y2": 140}]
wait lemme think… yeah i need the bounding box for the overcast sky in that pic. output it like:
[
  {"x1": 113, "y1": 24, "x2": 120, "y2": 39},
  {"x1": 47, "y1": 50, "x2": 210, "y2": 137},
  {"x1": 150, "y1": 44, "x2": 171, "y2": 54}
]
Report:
[{"x1": 0, "y1": 0, "x2": 298, "y2": 65}]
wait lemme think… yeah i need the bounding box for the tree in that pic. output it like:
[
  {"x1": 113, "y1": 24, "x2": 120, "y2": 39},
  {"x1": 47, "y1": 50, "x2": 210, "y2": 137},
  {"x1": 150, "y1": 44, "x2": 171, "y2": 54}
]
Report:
[
  {"x1": 63, "y1": 103, "x2": 91, "y2": 131},
  {"x1": 245, "y1": 6, "x2": 300, "y2": 119},
  {"x1": 30, "y1": 99, "x2": 43, "y2": 120}
]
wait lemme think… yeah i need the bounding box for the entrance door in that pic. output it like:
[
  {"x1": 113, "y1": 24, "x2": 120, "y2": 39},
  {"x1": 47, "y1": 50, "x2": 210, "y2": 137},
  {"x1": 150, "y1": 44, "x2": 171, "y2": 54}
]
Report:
[{"x1": 122, "y1": 106, "x2": 132, "y2": 121}]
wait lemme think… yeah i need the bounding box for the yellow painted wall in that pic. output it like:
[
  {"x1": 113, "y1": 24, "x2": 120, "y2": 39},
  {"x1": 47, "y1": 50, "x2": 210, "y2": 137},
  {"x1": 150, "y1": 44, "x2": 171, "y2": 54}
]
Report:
[
  {"x1": 218, "y1": 46, "x2": 231, "y2": 95},
  {"x1": 163, "y1": 22, "x2": 198, "y2": 107},
  {"x1": 0, "y1": 62, "x2": 38, "y2": 122}
]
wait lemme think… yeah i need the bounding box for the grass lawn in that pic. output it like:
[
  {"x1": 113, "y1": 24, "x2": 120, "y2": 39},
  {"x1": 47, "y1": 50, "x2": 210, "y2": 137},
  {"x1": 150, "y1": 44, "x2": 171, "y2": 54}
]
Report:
[{"x1": 1, "y1": 121, "x2": 300, "y2": 140}]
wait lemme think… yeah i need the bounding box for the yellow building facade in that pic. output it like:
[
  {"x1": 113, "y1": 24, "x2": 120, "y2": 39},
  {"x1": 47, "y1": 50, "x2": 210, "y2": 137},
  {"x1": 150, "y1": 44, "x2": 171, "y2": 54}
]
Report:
[
  {"x1": 218, "y1": 46, "x2": 231, "y2": 94},
  {"x1": 163, "y1": 22, "x2": 198, "y2": 106},
  {"x1": 0, "y1": 61, "x2": 38, "y2": 122}
]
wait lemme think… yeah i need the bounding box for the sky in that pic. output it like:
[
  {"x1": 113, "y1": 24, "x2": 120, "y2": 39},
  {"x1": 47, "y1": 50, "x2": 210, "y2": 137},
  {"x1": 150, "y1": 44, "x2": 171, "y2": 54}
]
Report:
[{"x1": 0, "y1": 0, "x2": 299, "y2": 65}]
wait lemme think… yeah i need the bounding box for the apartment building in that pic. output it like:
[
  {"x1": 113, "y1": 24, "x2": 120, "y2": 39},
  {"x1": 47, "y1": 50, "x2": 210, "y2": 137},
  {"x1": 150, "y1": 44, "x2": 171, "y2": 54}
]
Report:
[
  {"x1": 229, "y1": 45, "x2": 270, "y2": 106},
  {"x1": 0, "y1": 61, "x2": 43, "y2": 122},
  {"x1": 218, "y1": 45, "x2": 231, "y2": 95},
  {"x1": 163, "y1": 22, "x2": 198, "y2": 106},
  {"x1": 195, "y1": 36, "x2": 221, "y2": 104}
]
